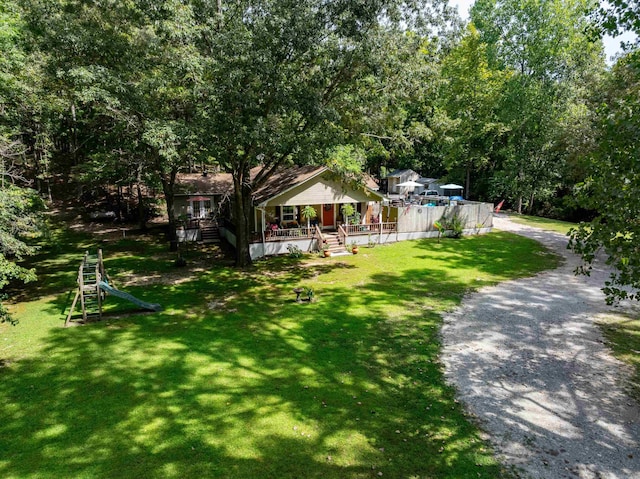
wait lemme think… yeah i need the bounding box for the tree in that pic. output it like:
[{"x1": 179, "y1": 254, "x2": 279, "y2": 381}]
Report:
[
  {"x1": 0, "y1": 181, "x2": 45, "y2": 323},
  {"x1": 196, "y1": 0, "x2": 450, "y2": 266},
  {"x1": 595, "y1": 0, "x2": 640, "y2": 48},
  {"x1": 0, "y1": 2, "x2": 46, "y2": 323},
  {"x1": 440, "y1": 24, "x2": 508, "y2": 198},
  {"x1": 20, "y1": 0, "x2": 206, "y2": 237},
  {"x1": 470, "y1": 0, "x2": 604, "y2": 213},
  {"x1": 569, "y1": 51, "x2": 640, "y2": 302}
]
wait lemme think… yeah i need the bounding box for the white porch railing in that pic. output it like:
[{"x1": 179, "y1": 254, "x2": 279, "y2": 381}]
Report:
[
  {"x1": 343, "y1": 222, "x2": 397, "y2": 235},
  {"x1": 251, "y1": 223, "x2": 398, "y2": 243},
  {"x1": 263, "y1": 226, "x2": 316, "y2": 241}
]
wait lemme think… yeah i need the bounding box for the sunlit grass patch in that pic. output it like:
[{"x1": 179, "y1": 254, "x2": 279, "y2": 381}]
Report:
[
  {"x1": 507, "y1": 213, "x2": 577, "y2": 235},
  {"x1": 597, "y1": 310, "x2": 640, "y2": 400},
  {"x1": 0, "y1": 230, "x2": 558, "y2": 478}
]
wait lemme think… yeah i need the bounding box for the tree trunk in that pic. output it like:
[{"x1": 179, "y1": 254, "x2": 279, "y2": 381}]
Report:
[
  {"x1": 70, "y1": 103, "x2": 82, "y2": 201},
  {"x1": 233, "y1": 167, "x2": 253, "y2": 267},
  {"x1": 115, "y1": 185, "x2": 124, "y2": 221},
  {"x1": 517, "y1": 196, "x2": 523, "y2": 214},
  {"x1": 465, "y1": 164, "x2": 471, "y2": 199},
  {"x1": 159, "y1": 166, "x2": 178, "y2": 249},
  {"x1": 137, "y1": 183, "x2": 147, "y2": 231},
  {"x1": 136, "y1": 165, "x2": 147, "y2": 231},
  {"x1": 527, "y1": 191, "x2": 535, "y2": 215}
]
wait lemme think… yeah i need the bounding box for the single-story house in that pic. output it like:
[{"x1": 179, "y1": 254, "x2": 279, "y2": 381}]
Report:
[
  {"x1": 174, "y1": 171, "x2": 233, "y2": 221},
  {"x1": 175, "y1": 165, "x2": 390, "y2": 255},
  {"x1": 175, "y1": 166, "x2": 493, "y2": 259}
]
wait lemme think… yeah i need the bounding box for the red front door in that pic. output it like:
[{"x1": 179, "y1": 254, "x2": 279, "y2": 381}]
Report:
[{"x1": 321, "y1": 204, "x2": 334, "y2": 228}]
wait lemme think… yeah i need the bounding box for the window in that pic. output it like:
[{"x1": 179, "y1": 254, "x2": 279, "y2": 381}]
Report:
[
  {"x1": 189, "y1": 199, "x2": 213, "y2": 219},
  {"x1": 192, "y1": 201, "x2": 201, "y2": 219},
  {"x1": 282, "y1": 206, "x2": 295, "y2": 222}
]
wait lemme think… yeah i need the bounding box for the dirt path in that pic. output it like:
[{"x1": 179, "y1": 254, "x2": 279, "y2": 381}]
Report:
[{"x1": 441, "y1": 214, "x2": 640, "y2": 479}]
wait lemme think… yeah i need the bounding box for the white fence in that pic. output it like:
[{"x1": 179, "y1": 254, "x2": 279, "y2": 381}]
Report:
[{"x1": 396, "y1": 202, "x2": 493, "y2": 233}]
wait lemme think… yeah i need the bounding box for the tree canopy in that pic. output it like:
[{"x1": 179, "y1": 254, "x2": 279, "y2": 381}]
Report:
[
  {"x1": 569, "y1": 51, "x2": 640, "y2": 302},
  {"x1": 1, "y1": 0, "x2": 639, "y2": 300}
]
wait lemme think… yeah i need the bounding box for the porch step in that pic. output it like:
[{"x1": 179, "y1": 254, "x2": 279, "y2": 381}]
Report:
[
  {"x1": 323, "y1": 234, "x2": 347, "y2": 254},
  {"x1": 201, "y1": 226, "x2": 220, "y2": 243}
]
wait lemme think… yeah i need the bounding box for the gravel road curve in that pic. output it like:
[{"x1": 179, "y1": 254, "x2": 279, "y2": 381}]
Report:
[{"x1": 441, "y1": 214, "x2": 640, "y2": 479}]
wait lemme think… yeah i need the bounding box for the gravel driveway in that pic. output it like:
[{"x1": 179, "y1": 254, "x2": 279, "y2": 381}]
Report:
[{"x1": 442, "y1": 214, "x2": 640, "y2": 479}]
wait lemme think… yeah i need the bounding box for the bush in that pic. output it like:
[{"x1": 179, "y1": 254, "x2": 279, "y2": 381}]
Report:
[
  {"x1": 287, "y1": 244, "x2": 303, "y2": 258},
  {"x1": 441, "y1": 213, "x2": 464, "y2": 238}
]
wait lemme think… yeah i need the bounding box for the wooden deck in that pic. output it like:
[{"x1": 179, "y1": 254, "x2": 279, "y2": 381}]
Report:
[{"x1": 250, "y1": 223, "x2": 397, "y2": 243}]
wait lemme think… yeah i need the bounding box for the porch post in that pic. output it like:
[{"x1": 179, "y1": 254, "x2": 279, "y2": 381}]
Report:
[{"x1": 260, "y1": 208, "x2": 266, "y2": 258}]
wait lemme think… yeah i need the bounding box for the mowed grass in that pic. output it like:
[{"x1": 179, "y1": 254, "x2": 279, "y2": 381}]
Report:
[
  {"x1": 597, "y1": 311, "x2": 640, "y2": 400},
  {"x1": 0, "y1": 229, "x2": 559, "y2": 479},
  {"x1": 507, "y1": 213, "x2": 576, "y2": 235}
]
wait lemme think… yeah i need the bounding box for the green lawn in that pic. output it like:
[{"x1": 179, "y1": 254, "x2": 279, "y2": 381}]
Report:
[
  {"x1": 0, "y1": 228, "x2": 559, "y2": 479},
  {"x1": 597, "y1": 311, "x2": 640, "y2": 400},
  {"x1": 507, "y1": 213, "x2": 576, "y2": 235}
]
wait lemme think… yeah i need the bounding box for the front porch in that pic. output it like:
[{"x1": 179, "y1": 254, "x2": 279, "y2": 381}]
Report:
[
  {"x1": 246, "y1": 219, "x2": 398, "y2": 257},
  {"x1": 251, "y1": 222, "x2": 398, "y2": 243}
]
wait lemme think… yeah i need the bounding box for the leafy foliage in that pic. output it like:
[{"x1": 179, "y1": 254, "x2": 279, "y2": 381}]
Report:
[
  {"x1": 470, "y1": 0, "x2": 604, "y2": 212},
  {"x1": 440, "y1": 212, "x2": 464, "y2": 238},
  {"x1": 569, "y1": 51, "x2": 640, "y2": 302},
  {"x1": 286, "y1": 244, "x2": 303, "y2": 259},
  {"x1": 439, "y1": 24, "x2": 508, "y2": 198},
  {"x1": 595, "y1": 0, "x2": 640, "y2": 48},
  {"x1": 0, "y1": 184, "x2": 45, "y2": 322}
]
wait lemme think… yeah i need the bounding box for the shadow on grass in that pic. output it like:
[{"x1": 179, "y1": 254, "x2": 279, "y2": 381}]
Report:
[
  {"x1": 7, "y1": 222, "x2": 172, "y2": 302},
  {"x1": 413, "y1": 232, "x2": 561, "y2": 280},
  {"x1": 0, "y1": 246, "x2": 513, "y2": 478}
]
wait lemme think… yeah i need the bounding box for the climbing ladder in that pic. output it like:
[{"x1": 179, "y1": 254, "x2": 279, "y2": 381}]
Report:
[{"x1": 65, "y1": 250, "x2": 109, "y2": 326}]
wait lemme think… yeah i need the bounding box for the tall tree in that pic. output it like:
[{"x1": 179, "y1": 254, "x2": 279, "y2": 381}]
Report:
[
  {"x1": 470, "y1": 0, "x2": 604, "y2": 212},
  {"x1": 569, "y1": 51, "x2": 640, "y2": 302},
  {"x1": 197, "y1": 0, "x2": 451, "y2": 265},
  {"x1": 21, "y1": 0, "x2": 205, "y2": 235},
  {"x1": 0, "y1": 182, "x2": 45, "y2": 323},
  {"x1": 440, "y1": 24, "x2": 508, "y2": 198}
]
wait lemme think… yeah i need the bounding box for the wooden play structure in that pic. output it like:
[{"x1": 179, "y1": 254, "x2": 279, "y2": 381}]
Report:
[{"x1": 65, "y1": 249, "x2": 162, "y2": 326}]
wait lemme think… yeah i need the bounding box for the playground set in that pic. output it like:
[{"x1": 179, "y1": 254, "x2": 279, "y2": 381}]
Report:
[{"x1": 65, "y1": 249, "x2": 162, "y2": 326}]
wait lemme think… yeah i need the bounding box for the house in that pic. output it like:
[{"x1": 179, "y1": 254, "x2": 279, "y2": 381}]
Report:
[
  {"x1": 417, "y1": 177, "x2": 441, "y2": 194},
  {"x1": 176, "y1": 165, "x2": 493, "y2": 259},
  {"x1": 175, "y1": 165, "x2": 390, "y2": 256},
  {"x1": 385, "y1": 169, "x2": 422, "y2": 195},
  {"x1": 173, "y1": 171, "x2": 234, "y2": 243},
  {"x1": 174, "y1": 171, "x2": 233, "y2": 220}
]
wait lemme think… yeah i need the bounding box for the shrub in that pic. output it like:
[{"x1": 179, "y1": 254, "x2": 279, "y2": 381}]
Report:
[
  {"x1": 287, "y1": 244, "x2": 303, "y2": 258},
  {"x1": 441, "y1": 213, "x2": 464, "y2": 238}
]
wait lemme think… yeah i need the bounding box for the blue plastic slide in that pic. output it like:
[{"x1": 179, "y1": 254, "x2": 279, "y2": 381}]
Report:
[{"x1": 99, "y1": 281, "x2": 163, "y2": 312}]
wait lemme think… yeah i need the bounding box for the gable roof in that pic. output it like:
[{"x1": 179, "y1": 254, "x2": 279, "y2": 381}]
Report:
[
  {"x1": 175, "y1": 171, "x2": 235, "y2": 196},
  {"x1": 176, "y1": 165, "x2": 381, "y2": 204},
  {"x1": 253, "y1": 165, "x2": 328, "y2": 205}
]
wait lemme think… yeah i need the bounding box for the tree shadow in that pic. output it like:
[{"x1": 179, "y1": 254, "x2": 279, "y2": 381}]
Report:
[
  {"x1": 1, "y1": 253, "x2": 510, "y2": 478},
  {"x1": 441, "y1": 257, "x2": 640, "y2": 478}
]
